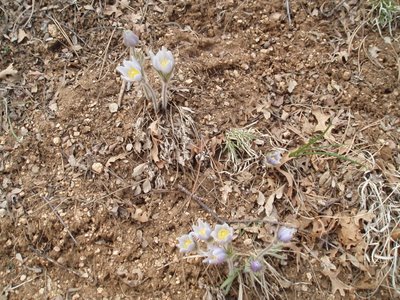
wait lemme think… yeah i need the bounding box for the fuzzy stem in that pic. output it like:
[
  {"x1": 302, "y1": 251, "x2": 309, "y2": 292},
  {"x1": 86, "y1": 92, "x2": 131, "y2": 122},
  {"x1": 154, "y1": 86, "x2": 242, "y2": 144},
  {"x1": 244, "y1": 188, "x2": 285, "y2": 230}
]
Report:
[
  {"x1": 141, "y1": 80, "x2": 158, "y2": 112},
  {"x1": 161, "y1": 80, "x2": 168, "y2": 111}
]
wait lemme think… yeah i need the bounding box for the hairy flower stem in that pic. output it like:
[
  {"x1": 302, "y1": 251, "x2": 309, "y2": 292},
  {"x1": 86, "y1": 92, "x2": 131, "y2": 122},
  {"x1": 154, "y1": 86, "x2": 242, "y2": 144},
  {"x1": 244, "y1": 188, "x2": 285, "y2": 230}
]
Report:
[
  {"x1": 161, "y1": 81, "x2": 168, "y2": 111},
  {"x1": 141, "y1": 80, "x2": 158, "y2": 112}
]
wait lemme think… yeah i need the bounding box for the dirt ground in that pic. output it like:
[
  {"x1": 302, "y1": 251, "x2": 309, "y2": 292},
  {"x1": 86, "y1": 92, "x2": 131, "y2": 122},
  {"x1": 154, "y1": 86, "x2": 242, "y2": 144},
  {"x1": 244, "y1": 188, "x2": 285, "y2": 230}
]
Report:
[{"x1": 1, "y1": 0, "x2": 399, "y2": 299}]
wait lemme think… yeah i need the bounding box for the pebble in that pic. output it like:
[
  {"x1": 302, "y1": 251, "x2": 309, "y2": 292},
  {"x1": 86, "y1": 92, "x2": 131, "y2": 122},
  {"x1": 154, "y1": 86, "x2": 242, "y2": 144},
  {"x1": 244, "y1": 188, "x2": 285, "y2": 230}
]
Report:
[
  {"x1": 109, "y1": 103, "x2": 119, "y2": 113},
  {"x1": 91, "y1": 162, "x2": 103, "y2": 174},
  {"x1": 31, "y1": 165, "x2": 39, "y2": 173},
  {"x1": 53, "y1": 137, "x2": 61, "y2": 145},
  {"x1": 342, "y1": 71, "x2": 351, "y2": 81}
]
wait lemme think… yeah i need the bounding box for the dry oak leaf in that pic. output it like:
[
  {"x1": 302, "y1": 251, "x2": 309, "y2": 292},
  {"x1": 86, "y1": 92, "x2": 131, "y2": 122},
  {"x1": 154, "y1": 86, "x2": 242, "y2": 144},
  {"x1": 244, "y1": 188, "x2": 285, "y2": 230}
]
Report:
[
  {"x1": 338, "y1": 214, "x2": 363, "y2": 248},
  {"x1": 322, "y1": 268, "x2": 352, "y2": 297},
  {"x1": 312, "y1": 108, "x2": 331, "y2": 133},
  {"x1": 0, "y1": 64, "x2": 18, "y2": 80}
]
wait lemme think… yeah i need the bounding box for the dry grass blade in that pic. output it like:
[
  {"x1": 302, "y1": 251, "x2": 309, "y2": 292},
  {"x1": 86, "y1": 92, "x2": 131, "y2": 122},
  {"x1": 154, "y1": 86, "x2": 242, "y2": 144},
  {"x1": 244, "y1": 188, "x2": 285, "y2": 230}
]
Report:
[
  {"x1": 48, "y1": 15, "x2": 80, "y2": 59},
  {"x1": 42, "y1": 196, "x2": 78, "y2": 245},
  {"x1": 99, "y1": 27, "x2": 116, "y2": 79},
  {"x1": 358, "y1": 171, "x2": 400, "y2": 294}
]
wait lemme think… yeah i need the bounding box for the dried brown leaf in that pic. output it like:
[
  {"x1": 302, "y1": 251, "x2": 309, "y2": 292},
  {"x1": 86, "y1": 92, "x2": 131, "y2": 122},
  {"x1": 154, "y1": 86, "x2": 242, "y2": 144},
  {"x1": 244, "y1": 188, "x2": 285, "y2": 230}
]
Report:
[
  {"x1": 0, "y1": 64, "x2": 18, "y2": 80},
  {"x1": 312, "y1": 108, "x2": 330, "y2": 132},
  {"x1": 322, "y1": 268, "x2": 352, "y2": 296},
  {"x1": 105, "y1": 153, "x2": 126, "y2": 168}
]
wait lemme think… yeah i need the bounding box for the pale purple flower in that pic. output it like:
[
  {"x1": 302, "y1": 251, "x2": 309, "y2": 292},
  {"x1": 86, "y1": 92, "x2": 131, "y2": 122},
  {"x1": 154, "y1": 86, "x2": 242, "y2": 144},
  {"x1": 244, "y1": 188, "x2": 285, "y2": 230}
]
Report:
[
  {"x1": 116, "y1": 58, "x2": 142, "y2": 82},
  {"x1": 211, "y1": 223, "x2": 234, "y2": 244},
  {"x1": 265, "y1": 151, "x2": 282, "y2": 166},
  {"x1": 249, "y1": 259, "x2": 263, "y2": 273},
  {"x1": 123, "y1": 30, "x2": 139, "y2": 48},
  {"x1": 192, "y1": 219, "x2": 212, "y2": 241},
  {"x1": 203, "y1": 247, "x2": 227, "y2": 265},
  {"x1": 277, "y1": 226, "x2": 296, "y2": 243},
  {"x1": 177, "y1": 233, "x2": 196, "y2": 253},
  {"x1": 150, "y1": 46, "x2": 174, "y2": 76}
]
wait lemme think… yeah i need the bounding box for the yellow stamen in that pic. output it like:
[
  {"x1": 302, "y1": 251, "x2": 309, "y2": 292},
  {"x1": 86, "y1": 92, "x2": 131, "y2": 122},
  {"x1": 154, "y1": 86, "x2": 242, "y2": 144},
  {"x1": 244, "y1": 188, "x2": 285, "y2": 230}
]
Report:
[
  {"x1": 183, "y1": 239, "x2": 192, "y2": 249},
  {"x1": 217, "y1": 228, "x2": 229, "y2": 240},
  {"x1": 160, "y1": 58, "x2": 169, "y2": 68},
  {"x1": 199, "y1": 228, "x2": 206, "y2": 236},
  {"x1": 127, "y1": 67, "x2": 140, "y2": 79}
]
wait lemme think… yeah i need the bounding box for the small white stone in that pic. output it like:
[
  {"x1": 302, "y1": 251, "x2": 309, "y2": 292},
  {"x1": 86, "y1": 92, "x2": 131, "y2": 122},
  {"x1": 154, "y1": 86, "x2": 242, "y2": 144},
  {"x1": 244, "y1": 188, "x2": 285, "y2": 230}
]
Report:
[
  {"x1": 91, "y1": 162, "x2": 103, "y2": 174},
  {"x1": 109, "y1": 103, "x2": 119, "y2": 113},
  {"x1": 20, "y1": 274, "x2": 27, "y2": 281},
  {"x1": 0, "y1": 208, "x2": 7, "y2": 218},
  {"x1": 126, "y1": 143, "x2": 133, "y2": 151},
  {"x1": 31, "y1": 165, "x2": 39, "y2": 173},
  {"x1": 53, "y1": 137, "x2": 61, "y2": 145}
]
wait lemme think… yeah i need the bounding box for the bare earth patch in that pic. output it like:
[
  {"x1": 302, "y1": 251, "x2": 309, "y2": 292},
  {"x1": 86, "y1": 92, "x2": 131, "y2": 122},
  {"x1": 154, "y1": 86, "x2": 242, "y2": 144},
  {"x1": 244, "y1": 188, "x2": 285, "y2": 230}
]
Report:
[{"x1": 0, "y1": 0, "x2": 399, "y2": 299}]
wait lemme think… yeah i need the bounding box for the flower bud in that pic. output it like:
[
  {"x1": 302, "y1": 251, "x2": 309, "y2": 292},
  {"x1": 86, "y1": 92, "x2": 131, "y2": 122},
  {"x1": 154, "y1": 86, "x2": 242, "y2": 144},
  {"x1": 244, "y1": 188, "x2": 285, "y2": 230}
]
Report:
[
  {"x1": 265, "y1": 151, "x2": 282, "y2": 166},
  {"x1": 277, "y1": 226, "x2": 296, "y2": 243},
  {"x1": 249, "y1": 260, "x2": 263, "y2": 273},
  {"x1": 123, "y1": 30, "x2": 139, "y2": 48}
]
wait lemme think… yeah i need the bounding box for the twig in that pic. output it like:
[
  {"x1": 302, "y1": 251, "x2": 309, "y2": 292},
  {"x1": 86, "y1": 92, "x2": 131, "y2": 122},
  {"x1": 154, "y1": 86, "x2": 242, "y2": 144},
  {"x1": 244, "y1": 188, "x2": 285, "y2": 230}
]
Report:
[
  {"x1": 178, "y1": 184, "x2": 225, "y2": 223},
  {"x1": 117, "y1": 80, "x2": 126, "y2": 106},
  {"x1": 177, "y1": 184, "x2": 297, "y2": 228},
  {"x1": 29, "y1": 246, "x2": 82, "y2": 277},
  {"x1": 48, "y1": 15, "x2": 80, "y2": 59},
  {"x1": 42, "y1": 196, "x2": 78, "y2": 245},
  {"x1": 99, "y1": 26, "x2": 116, "y2": 79},
  {"x1": 22, "y1": 0, "x2": 35, "y2": 28},
  {"x1": 285, "y1": 0, "x2": 292, "y2": 26}
]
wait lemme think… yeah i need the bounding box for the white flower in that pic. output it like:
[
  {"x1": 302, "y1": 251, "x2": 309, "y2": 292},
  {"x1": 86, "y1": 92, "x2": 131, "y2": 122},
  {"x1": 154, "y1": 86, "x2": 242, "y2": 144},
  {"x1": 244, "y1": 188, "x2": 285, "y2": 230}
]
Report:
[
  {"x1": 192, "y1": 219, "x2": 212, "y2": 241},
  {"x1": 150, "y1": 46, "x2": 174, "y2": 76},
  {"x1": 277, "y1": 226, "x2": 296, "y2": 243},
  {"x1": 202, "y1": 247, "x2": 227, "y2": 265},
  {"x1": 265, "y1": 151, "x2": 282, "y2": 166},
  {"x1": 116, "y1": 58, "x2": 142, "y2": 82},
  {"x1": 177, "y1": 233, "x2": 196, "y2": 253},
  {"x1": 211, "y1": 223, "x2": 234, "y2": 244}
]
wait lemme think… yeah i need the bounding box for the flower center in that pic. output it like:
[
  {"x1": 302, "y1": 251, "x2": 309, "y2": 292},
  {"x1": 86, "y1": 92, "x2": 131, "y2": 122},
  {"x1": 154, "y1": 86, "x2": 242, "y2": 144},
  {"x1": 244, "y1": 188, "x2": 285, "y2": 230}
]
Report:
[
  {"x1": 183, "y1": 239, "x2": 192, "y2": 249},
  {"x1": 127, "y1": 67, "x2": 140, "y2": 79},
  {"x1": 160, "y1": 58, "x2": 169, "y2": 68},
  {"x1": 217, "y1": 228, "x2": 229, "y2": 240},
  {"x1": 199, "y1": 228, "x2": 206, "y2": 236}
]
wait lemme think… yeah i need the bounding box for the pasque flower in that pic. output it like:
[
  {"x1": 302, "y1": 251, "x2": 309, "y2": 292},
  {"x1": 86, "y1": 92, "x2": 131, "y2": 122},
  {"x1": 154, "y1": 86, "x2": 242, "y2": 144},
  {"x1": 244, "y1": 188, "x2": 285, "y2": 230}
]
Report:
[
  {"x1": 150, "y1": 46, "x2": 175, "y2": 78},
  {"x1": 192, "y1": 219, "x2": 212, "y2": 241},
  {"x1": 123, "y1": 30, "x2": 139, "y2": 48},
  {"x1": 211, "y1": 223, "x2": 234, "y2": 244},
  {"x1": 116, "y1": 58, "x2": 142, "y2": 82},
  {"x1": 265, "y1": 151, "x2": 282, "y2": 166},
  {"x1": 203, "y1": 247, "x2": 227, "y2": 265},
  {"x1": 177, "y1": 233, "x2": 196, "y2": 253}
]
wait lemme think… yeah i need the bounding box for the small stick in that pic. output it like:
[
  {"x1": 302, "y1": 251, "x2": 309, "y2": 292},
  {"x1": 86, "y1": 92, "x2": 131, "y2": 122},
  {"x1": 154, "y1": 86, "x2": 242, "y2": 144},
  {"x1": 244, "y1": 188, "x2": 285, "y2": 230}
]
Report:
[
  {"x1": 29, "y1": 246, "x2": 82, "y2": 277},
  {"x1": 117, "y1": 79, "x2": 126, "y2": 107},
  {"x1": 99, "y1": 26, "x2": 116, "y2": 79},
  {"x1": 42, "y1": 196, "x2": 78, "y2": 245},
  {"x1": 177, "y1": 184, "x2": 297, "y2": 228},
  {"x1": 285, "y1": 0, "x2": 292, "y2": 26},
  {"x1": 177, "y1": 184, "x2": 225, "y2": 224}
]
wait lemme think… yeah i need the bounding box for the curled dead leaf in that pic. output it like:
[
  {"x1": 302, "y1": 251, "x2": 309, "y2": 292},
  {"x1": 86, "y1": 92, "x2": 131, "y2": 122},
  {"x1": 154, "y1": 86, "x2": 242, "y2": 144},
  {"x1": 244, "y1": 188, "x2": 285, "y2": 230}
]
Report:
[{"x1": 0, "y1": 64, "x2": 18, "y2": 80}]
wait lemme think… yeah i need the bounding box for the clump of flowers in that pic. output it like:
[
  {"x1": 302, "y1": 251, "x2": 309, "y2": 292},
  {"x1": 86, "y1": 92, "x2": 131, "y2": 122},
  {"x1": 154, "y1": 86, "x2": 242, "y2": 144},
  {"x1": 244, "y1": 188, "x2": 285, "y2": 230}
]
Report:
[
  {"x1": 177, "y1": 219, "x2": 296, "y2": 298},
  {"x1": 177, "y1": 220, "x2": 234, "y2": 266},
  {"x1": 116, "y1": 29, "x2": 175, "y2": 113}
]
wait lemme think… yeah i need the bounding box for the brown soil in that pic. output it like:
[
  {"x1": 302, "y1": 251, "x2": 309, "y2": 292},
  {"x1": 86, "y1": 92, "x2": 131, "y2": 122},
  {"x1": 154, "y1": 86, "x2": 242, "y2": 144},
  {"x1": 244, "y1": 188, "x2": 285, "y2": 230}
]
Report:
[{"x1": 1, "y1": 1, "x2": 399, "y2": 299}]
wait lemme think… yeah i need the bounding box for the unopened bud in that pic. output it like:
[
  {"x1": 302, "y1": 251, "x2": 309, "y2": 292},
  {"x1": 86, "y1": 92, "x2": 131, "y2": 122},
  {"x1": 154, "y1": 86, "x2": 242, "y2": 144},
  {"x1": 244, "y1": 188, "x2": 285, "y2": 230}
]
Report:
[{"x1": 123, "y1": 30, "x2": 139, "y2": 48}]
